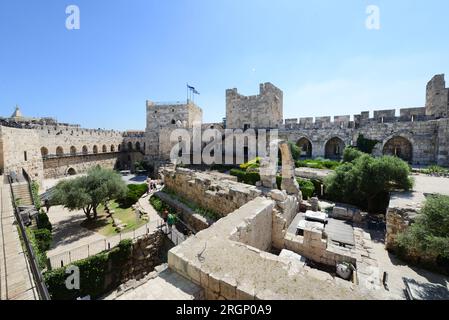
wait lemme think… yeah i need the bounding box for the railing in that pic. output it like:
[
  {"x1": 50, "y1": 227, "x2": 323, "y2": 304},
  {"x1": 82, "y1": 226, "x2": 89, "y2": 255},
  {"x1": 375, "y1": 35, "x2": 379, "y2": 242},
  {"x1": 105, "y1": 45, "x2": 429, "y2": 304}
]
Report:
[
  {"x1": 7, "y1": 174, "x2": 51, "y2": 300},
  {"x1": 47, "y1": 220, "x2": 160, "y2": 270}
]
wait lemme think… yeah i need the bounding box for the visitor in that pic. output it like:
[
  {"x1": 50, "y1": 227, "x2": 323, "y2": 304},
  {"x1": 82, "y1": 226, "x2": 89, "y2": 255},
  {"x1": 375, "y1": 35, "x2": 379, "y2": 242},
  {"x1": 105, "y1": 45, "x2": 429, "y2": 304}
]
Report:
[
  {"x1": 163, "y1": 209, "x2": 169, "y2": 222},
  {"x1": 167, "y1": 213, "x2": 176, "y2": 233},
  {"x1": 44, "y1": 199, "x2": 51, "y2": 213}
]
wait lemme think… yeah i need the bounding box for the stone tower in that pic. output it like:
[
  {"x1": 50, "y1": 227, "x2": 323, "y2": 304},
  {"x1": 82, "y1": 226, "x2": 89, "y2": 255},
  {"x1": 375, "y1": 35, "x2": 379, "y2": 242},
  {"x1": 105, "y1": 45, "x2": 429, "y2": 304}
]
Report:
[
  {"x1": 425, "y1": 74, "x2": 449, "y2": 118},
  {"x1": 145, "y1": 101, "x2": 203, "y2": 160},
  {"x1": 226, "y1": 83, "x2": 283, "y2": 129}
]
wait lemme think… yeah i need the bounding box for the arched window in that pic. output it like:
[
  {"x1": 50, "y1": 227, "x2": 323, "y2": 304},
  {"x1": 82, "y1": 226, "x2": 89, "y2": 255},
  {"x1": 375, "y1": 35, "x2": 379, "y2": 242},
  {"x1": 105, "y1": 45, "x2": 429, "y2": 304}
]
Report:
[
  {"x1": 41, "y1": 147, "x2": 49, "y2": 158},
  {"x1": 93, "y1": 145, "x2": 98, "y2": 154},
  {"x1": 136, "y1": 142, "x2": 141, "y2": 151},
  {"x1": 102, "y1": 145, "x2": 107, "y2": 153},
  {"x1": 82, "y1": 145, "x2": 88, "y2": 155},
  {"x1": 56, "y1": 147, "x2": 64, "y2": 156},
  {"x1": 128, "y1": 142, "x2": 133, "y2": 151},
  {"x1": 171, "y1": 119, "x2": 176, "y2": 125},
  {"x1": 70, "y1": 146, "x2": 77, "y2": 155},
  {"x1": 111, "y1": 145, "x2": 115, "y2": 152}
]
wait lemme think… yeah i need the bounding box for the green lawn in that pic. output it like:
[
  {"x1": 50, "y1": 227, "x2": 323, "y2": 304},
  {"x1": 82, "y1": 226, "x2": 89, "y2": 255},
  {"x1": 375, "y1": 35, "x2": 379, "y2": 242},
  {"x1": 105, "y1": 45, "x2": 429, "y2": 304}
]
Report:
[{"x1": 81, "y1": 200, "x2": 146, "y2": 237}]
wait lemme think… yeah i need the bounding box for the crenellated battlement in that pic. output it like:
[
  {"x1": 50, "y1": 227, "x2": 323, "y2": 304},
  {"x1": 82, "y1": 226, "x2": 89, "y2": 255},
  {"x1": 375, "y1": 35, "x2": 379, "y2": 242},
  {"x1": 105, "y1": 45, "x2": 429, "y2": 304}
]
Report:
[{"x1": 283, "y1": 107, "x2": 434, "y2": 130}]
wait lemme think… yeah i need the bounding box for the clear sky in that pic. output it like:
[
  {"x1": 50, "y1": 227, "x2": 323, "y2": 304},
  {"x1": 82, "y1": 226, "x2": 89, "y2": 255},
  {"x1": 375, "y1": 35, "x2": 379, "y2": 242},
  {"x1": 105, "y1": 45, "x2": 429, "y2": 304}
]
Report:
[{"x1": 1, "y1": 0, "x2": 448, "y2": 130}]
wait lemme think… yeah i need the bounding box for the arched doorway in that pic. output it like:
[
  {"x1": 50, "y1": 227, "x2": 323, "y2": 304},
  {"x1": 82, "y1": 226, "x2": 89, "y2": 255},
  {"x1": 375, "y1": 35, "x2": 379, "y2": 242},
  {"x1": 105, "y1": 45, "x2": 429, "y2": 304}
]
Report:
[
  {"x1": 41, "y1": 147, "x2": 49, "y2": 158},
  {"x1": 102, "y1": 145, "x2": 107, "y2": 153},
  {"x1": 82, "y1": 145, "x2": 88, "y2": 155},
  {"x1": 70, "y1": 146, "x2": 77, "y2": 155},
  {"x1": 296, "y1": 138, "x2": 312, "y2": 158},
  {"x1": 136, "y1": 142, "x2": 141, "y2": 151},
  {"x1": 67, "y1": 168, "x2": 77, "y2": 176},
  {"x1": 127, "y1": 142, "x2": 133, "y2": 151},
  {"x1": 93, "y1": 145, "x2": 98, "y2": 154},
  {"x1": 325, "y1": 137, "x2": 345, "y2": 160},
  {"x1": 111, "y1": 145, "x2": 115, "y2": 152},
  {"x1": 56, "y1": 146, "x2": 64, "y2": 157},
  {"x1": 383, "y1": 136, "x2": 413, "y2": 162}
]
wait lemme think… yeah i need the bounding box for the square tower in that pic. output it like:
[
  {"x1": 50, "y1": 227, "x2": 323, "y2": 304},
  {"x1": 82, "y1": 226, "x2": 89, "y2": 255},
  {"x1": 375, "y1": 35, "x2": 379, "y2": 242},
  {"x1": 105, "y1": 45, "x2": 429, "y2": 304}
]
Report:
[
  {"x1": 425, "y1": 74, "x2": 449, "y2": 118},
  {"x1": 226, "y1": 83, "x2": 283, "y2": 129}
]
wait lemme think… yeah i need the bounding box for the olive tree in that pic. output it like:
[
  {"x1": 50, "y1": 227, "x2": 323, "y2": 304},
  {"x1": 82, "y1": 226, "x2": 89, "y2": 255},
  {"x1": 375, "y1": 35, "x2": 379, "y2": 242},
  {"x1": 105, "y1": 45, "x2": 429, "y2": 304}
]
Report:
[
  {"x1": 51, "y1": 167, "x2": 127, "y2": 220},
  {"x1": 325, "y1": 151, "x2": 413, "y2": 213}
]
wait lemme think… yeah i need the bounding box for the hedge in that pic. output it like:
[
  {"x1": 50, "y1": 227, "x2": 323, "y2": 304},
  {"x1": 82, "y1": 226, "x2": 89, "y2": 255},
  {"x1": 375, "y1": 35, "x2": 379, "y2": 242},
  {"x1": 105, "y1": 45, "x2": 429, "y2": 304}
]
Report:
[
  {"x1": 276, "y1": 176, "x2": 315, "y2": 199},
  {"x1": 31, "y1": 181, "x2": 41, "y2": 210},
  {"x1": 230, "y1": 169, "x2": 261, "y2": 186},
  {"x1": 44, "y1": 239, "x2": 132, "y2": 300},
  {"x1": 26, "y1": 227, "x2": 48, "y2": 270},
  {"x1": 117, "y1": 183, "x2": 148, "y2": 208}
]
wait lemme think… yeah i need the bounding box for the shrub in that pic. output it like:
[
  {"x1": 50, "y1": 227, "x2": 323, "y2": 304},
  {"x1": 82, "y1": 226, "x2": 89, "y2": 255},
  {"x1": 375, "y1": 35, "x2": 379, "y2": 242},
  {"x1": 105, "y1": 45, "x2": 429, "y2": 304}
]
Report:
[
  {"x1": 397, "y1": 195, "x2": 449, "y2": 264},
  {"x1": 295, "y1": 159, "x2": 341, "y2": 170},
  {"x1": 117, "y1": 183, "x2": 148, "y2": 208},
  {"x1": 230, "y1": 169, "x2": 261, "y2": 186},
  {"x1": 239, "y1": 157, "x2": 261, "y2": 170},
  {"x1": 31, "y1": 181, "x2": 41, "y2": 210},
  {"x1": 325, "y1": 154, "x2": 413, "y2": 213},
  {"x1": 296, "y1": 178, "x2": 315, "y2": 199},
  {"x1": 37, "y1": 211, "x2": 52, "y2": 232},
  {"x1": 44, "y1": 239, "x2": 131, "y2": 300},
  {"x1": 33, "y1": 228, "x2": 52, "y2": 252},
  {"x1": 26, "y1": 228, "x2": 48, "y2": 270},
  {"x1": 343, "y1": 147, "x2": 365, "y2": 163}
]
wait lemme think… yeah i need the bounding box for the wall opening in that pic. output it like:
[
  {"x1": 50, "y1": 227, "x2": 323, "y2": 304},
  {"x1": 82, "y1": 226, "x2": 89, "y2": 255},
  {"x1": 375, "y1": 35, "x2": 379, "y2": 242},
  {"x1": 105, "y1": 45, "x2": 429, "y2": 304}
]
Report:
[{"x1": 383, "y1": 136, "x2": 413, "y2": 163}]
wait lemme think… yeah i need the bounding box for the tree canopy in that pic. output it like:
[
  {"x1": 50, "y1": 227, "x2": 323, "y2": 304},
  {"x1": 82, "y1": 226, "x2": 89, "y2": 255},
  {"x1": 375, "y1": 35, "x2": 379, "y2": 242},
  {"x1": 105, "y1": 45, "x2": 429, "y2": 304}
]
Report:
[
  {"x1": 51, "y1": 167, "x2": 127, "y2": 220},
  {"x1": 325, "y1": 148, "x2": 414, "y2": 213}
]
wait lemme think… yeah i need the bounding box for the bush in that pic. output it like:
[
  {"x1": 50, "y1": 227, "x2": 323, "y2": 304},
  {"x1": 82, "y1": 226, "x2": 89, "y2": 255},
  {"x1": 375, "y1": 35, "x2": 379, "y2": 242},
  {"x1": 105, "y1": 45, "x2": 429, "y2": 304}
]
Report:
[
  {"x1": 342, "y1": 147, "x2": 365, "y2": 163},
  {"x1": 44, "y1": 239, "x2": 131, "y2": 300},
  {"x1": 26, "y1": 228, "x2": 48, "y2": 270},
  {"x1": 397, "y1": 195, "x2": 449, "y2": 266},
  {"x1": 296, "y1": 178, "x2": 315, "y2": 199},
  {"x1": 117, "y1": 183, "x2": 148, "y2": 208},
  {"x1": 33, "y1": 228, "x2": 52, "y2": 252},
  {"x1": 325, "y1": 154, "x2": 413, "y2": 213},
  {"x1": 37, "y1": 211, "x2": 52, "y2": 232},
  {"x1": 295, "y1": 159, "x2": 341, "y2": 170},
  {"x1": 230, "y1": 169, "x2": 261, "y2": 186},
  {"x1": 239, "y1": 157, "x2": 261, "y2": 170},
  {"x1": 31, "y1": 181, "x2": 41, "y2": 210}
]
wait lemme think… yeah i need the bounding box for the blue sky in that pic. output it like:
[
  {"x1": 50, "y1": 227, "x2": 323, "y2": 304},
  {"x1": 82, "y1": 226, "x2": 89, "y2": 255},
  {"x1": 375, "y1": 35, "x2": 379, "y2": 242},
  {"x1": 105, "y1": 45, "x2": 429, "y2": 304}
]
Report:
[{"x1": 1, "y1": 0, "x2": 448, "y2": 130}]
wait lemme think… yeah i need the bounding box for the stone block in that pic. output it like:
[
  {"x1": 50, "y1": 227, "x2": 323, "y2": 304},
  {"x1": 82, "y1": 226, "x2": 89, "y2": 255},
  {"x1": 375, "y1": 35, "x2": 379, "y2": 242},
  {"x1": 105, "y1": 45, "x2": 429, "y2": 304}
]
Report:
[
  {"x1": 220, "y1": 276, "x2": 237, "y2": 300},
  {"x1": 208, "y1": 273, "x2": 221, "y2": 294}
]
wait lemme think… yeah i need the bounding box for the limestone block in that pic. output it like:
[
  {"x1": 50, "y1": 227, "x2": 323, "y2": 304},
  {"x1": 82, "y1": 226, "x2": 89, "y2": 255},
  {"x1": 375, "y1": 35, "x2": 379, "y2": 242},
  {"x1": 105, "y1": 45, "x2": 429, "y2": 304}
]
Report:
[
  {"x1": 220, "y1": 276, "x2": 237, "y2": 300},
  {"x1": 208, "y1": 273, "x2": 221, "y2": 294},
  {"x1": 269, "y1": 190, "x2": 287, "y2": 202}
]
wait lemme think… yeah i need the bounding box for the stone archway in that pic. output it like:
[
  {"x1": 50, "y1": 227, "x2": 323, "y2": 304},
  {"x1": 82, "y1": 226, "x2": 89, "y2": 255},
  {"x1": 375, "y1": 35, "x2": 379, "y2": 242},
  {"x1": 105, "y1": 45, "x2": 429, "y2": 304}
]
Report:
[
  {"x1": 67, "y1": 168, "x2": 77, "y2": 176},
  {"x1": 82, "y1": 145, "x2": 88, "y2": 155},
  {"x1": 325, "y1": 137, "x2": 345, "y2": 160},
  {"x1": 383, "y1": 136, "x2": 413, "y2": 162},
  {"x1": 259, "y1": 139, "x2": 300, "y2": 197},
  {"x1": 296, "y1": 137, "x2": 312, "y2": 158},
  {"x1": 70, "y1": 146, "x2": 77, "y2": 155}
]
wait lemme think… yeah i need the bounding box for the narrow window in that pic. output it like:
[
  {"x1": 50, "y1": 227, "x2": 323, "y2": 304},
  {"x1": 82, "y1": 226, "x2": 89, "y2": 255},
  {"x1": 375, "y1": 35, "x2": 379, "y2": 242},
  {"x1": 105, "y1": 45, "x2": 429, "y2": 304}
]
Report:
[{"x1": 24, "y1": 151, "x2": 27, "y2": 161}]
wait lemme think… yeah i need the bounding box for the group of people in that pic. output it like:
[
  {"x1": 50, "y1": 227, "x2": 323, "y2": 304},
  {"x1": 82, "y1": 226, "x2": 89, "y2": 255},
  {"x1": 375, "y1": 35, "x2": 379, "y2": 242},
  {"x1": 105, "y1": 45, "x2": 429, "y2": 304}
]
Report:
[{"x1": 147, "y1": 178, "x2": 163, "y2": 194}]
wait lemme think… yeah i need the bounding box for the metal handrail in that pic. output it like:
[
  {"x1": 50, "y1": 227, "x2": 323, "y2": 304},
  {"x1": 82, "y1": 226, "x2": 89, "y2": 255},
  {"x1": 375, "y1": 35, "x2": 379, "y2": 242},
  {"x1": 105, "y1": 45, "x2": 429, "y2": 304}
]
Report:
[{"x1": 7, "y1": 175, "x2": 51, "y2": 300}]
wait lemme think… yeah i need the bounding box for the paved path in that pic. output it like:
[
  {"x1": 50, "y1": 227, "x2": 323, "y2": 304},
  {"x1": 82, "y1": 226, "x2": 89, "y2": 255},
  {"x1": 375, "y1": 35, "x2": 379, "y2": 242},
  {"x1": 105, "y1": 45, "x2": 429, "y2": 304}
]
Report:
[
  {"x1": 103, "y1": 265, "x2": 203, "y2": 300},
  {"x1": 0, "y1": 178, "x2": 38, "y2": 300},
  {"x1": 367, "y1": 229, "x2": 449, "y2": 299},
  {"x1": 412, "y1": 174, "x2": 449, "y2": 196}
]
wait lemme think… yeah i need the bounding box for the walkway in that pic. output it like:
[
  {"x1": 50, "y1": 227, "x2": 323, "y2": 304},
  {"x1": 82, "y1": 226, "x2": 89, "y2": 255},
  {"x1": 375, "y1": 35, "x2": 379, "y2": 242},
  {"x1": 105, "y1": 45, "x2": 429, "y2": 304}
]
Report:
[
  {"x1": 103, "y1": 264, "x2": 203, "y2": 300},
  {"x1": 0, "y1": 178, "x2": 38, "y2": 300},
  {"x1": 367, "y1": 229, "x2": 449, "y2": 299}
]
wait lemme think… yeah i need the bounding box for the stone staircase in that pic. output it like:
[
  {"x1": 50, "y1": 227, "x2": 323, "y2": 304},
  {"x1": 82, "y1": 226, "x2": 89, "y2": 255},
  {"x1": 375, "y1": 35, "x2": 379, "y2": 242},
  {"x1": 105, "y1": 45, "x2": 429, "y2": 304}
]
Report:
[{"x1": 11, "y1": 183, "x2": 33, "y2": 207}]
